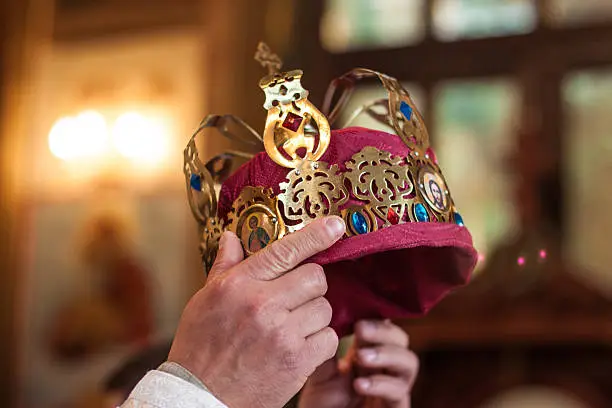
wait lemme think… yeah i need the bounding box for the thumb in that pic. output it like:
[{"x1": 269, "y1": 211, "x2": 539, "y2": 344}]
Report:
[{"x1": 209, "y1": 231, "x2": 244, "y2": 277}]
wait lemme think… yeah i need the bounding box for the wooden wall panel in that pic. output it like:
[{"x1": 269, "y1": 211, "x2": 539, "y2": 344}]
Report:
[
  {"x1": 54, "y1": 0, "x2": 202, "y2": 42},
  {"x1": 0, "y1": 0, "x2": 54, "y2": 405}
]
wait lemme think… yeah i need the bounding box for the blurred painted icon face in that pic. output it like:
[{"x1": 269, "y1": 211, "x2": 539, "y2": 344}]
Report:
[
  {"x1": 81, "y1": 216, "x2": 133, "y2": 269},
  {"x1": 249, "y1": 215, "x2": 259, "y2": 229},
  {"x1": 430, "y1": 180, "x2": 443, "y2": 209}
]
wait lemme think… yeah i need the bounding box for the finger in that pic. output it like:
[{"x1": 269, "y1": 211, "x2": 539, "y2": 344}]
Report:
[
  {"x1": 353, "y1": 374, "x2": 410, "y2": 403},
  {"x1": 356, "y1": 346, "x2": 419, "y2": 380},
  {"x1": 208, "y1": 231, "x2": 244, "y2": 279},
  {"x1": 303, "y1": 327, "x2": 339, "y2": 374},
  {"x1": 243, "y1": 216, "x2": 345, "y2": 281},
  {"x1": 289, "y1": 297, "x2": 333, "y2": 337},
  {"x1": 273, "y1": 263, "x2": 327, "y2": 310},
  {"x1": 355, "y1": 320, "x2": 409, "y2": 348}
]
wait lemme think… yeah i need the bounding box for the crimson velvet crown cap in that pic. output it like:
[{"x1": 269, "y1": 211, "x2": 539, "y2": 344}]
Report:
[{"x1": 184, "y1": 43, "x2": 477, "y2": 336}]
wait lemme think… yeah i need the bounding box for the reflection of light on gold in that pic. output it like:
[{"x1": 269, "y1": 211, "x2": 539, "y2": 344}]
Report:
[
  {"x1": 48, "y1": 110, "x2": 109, "y2": 160},
  {"x1": 112, "y1": 112, "x2": 168, "y2": 164}
]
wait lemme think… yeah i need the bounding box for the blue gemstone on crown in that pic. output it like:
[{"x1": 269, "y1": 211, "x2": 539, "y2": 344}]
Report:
[
  {"x1": 454, "y1": 212, "x2": 464, "y2": 226},
  {"x1": 414, "y1": 203, "x2": 429, "y2": 222},
  {"x1": 190, "y1": 174, "x2": 202, "y2": 191},
  {"x1": 400, "y1": 101, "x2": 413, "y2": 120},
  {"x1": 350, "y1": 211, "x2": 369, "y2": 235}
]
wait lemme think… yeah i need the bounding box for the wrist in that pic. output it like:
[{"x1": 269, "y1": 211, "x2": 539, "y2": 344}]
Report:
[
  {"x1": 127, "y1": 370, "x2": 228, "y2": 408},
  {"x1": 158, "y1": 361, "x2": 207, "y2": 390}
]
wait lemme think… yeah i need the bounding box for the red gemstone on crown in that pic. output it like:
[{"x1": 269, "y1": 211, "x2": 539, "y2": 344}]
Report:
[
  {"x1": 387, "y1": 208, "x2": 400, "y2": 225},
  {"x1": 282, "y1": 112, "x2": 303, "y2": 132}
]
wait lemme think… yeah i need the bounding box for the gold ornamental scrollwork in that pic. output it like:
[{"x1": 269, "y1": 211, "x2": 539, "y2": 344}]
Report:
[
  {"x1": 200, "y1": 217, "x2": 224, "y2": 273},
  {"x1": 278, "y1": 160, "x2": 348, "y2": 232},
  {"x1": 344, "y1": 146, "x2": 413, "y2": 226}
]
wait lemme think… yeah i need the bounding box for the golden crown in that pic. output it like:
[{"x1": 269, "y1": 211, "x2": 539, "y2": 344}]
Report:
[{"x1": 184, "y1": 43, "x2": 464, "y2": 272}]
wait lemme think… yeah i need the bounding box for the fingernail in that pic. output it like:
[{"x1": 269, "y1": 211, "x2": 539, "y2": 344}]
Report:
[
  {"x1": 356, "y1": 378, "x2": 371, "y2": 390},
  {"x1": 359, "y1": 348, "x2": 377, "y2": 362},
  {"x1": 325, "y1": 216, "x2": 345, "y2": 237},
  {"x1": 359, "y1": 320, "x2": 376, "y2": 333}
]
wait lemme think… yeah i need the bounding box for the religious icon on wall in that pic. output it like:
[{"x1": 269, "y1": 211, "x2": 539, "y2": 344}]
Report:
[
  {"x1": 49, "y1": 213, "x2": 154, "y2": 361},
  {"x1": 22, "y1": 195, "x2": 192, "y2": 408},
  {"x1": 419, "y1": 168, "x2": 450, "y2": 213}
]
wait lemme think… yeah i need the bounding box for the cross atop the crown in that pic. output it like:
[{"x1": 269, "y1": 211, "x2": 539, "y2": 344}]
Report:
[{"x1": 255, "y1": 42, "x2": 283, "y2": 75}]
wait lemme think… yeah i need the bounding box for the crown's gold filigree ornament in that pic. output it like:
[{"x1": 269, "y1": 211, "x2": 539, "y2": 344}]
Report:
[
  {"x1": 278, "y1": 161, "x2": 348, "y2": 232},
  {"x1": 345, "y1": 146, "x2": 413, "y2": 227},
  {"x1": 256, "y1": 42, "x2": 331, "y2": 169},
  {"x1": 184, "y1": 43, "x2": 465, "y2": 274},
  {"x1": 200, "y1": 217, "x2": 224, "y2": 272}
]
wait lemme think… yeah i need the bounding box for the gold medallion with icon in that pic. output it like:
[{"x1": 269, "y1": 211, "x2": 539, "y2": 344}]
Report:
[
  {"x1": 417, "y1": 166, "x2": 450, "y2": 213},
  {"x1": 227, "y1": 186, "x2": 285, "y2": 256}
]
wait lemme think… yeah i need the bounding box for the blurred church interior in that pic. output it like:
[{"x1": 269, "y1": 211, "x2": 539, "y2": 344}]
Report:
[{"x1": 1, "y1": 0, "x2": 612, "y2": 407}]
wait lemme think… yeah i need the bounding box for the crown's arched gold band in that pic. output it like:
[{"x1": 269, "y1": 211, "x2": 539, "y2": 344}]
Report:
[
  {"x1": 196, "y1": 114, "x2": 263, "y2": 147},
  {"x1": 342, "y1": 98, "x2": 390, "y2": 129},
  {"x1": 183, "y1": 114, "x2": 262, "y2": 226},
  {"x1": 184, "y1": 136, "x2": 217, "y2": 224},
  {"x1": 322, "y1": 68, "x2": 429, "y2": 151}
]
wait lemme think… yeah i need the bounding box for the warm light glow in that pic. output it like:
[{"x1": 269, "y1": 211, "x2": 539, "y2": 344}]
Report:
[
  {"x1": 48, "y1": 117, "x2": 76, "y2": 160},
  {"x1": 539, "y1": 249, "x2": 547, "y2": 260},
  {"x1": 49, "y1": 109, "x2": 172, "y2": 168},
  {"x1": 112, "y1": 112, "x2": 169, "y2": 164},
  {"x1": 517, "y1": 256, "x2": 526, "y2": 266},
  {"x1": 48, "y1": 110, "x2": 109, "y2": 160}
]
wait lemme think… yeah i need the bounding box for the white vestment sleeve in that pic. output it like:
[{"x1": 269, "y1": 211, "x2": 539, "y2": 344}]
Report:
[{"x1": 119, "y1": 370, "x2": 228, "y2": 408}]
